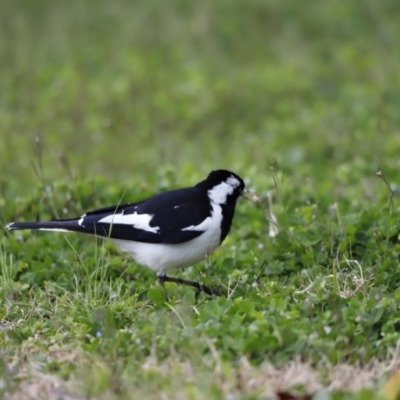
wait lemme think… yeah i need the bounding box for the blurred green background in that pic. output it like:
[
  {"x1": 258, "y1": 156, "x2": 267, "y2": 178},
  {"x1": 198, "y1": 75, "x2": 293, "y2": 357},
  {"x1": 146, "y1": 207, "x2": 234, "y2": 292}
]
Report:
[
  {"x1": 1, "y1": 0, "x2": 399, "y2": 189},
  {"x1": 2, "y1": 3, "x2": 400, "y2": 395}
]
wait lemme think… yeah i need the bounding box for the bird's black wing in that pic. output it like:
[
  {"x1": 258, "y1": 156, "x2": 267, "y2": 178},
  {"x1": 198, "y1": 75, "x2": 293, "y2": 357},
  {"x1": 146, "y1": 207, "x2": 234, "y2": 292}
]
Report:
[
  {"x1": 84, "y1": 200, "x2": 147, "y2": 216},
  {"x1": 78, "y1": 187, "x2": 212, "y2": 244},
  {"x1": 7, "y1": 188, "x2": 213, "y2": 244}
]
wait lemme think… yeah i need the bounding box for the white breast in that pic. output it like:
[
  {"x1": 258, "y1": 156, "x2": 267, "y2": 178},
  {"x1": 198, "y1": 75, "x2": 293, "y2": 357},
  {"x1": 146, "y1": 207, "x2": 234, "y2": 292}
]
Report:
[{"x1": 112, "y1": 203, "x2": 223, "y2": 275}]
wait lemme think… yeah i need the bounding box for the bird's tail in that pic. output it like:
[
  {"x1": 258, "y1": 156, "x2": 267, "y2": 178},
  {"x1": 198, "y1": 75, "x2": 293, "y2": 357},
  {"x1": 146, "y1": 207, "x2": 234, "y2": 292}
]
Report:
[{"x1": 6, "y1": 219, "x2": 84, "y2": 233}]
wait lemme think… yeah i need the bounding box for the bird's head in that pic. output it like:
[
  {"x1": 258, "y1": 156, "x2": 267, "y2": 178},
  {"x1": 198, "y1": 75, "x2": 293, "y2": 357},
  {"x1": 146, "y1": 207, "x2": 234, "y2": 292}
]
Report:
[{"x1": 199, "y1": 170, "x2": 260, "y2": 205}]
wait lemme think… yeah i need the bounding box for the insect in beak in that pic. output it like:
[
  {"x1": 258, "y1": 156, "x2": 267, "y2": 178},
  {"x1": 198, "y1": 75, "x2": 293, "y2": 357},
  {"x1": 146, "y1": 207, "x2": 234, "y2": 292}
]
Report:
[{"x1": 241, "y1": 189, "x2": 261, "y2": 203}]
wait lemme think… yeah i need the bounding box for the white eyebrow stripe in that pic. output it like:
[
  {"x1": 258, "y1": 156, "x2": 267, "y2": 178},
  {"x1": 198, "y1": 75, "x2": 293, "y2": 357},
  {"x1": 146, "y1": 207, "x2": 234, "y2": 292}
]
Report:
[
  {"x1": 98, "y1": 212, "x2": 160, "y2": 233},
  {"x1": 226, "y1": 176, "x2": 240, "y2": 188}
]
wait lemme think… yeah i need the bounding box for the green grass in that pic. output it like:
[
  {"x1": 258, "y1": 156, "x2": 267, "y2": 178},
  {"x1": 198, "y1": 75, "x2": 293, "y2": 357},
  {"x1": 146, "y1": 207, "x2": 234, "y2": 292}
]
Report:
[{"x1": 1, "y1": 0, "x2": 400, "y2": 398}]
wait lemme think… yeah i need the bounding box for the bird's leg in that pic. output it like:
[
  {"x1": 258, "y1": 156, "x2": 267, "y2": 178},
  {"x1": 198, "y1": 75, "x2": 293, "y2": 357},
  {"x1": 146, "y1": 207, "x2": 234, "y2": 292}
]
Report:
[
  {"x1": 157, "y1": 274, "x2": 169, "y2": 302},
  {"x1": 161, "y1": 275, "x2": 222, "y2": 297},
  {"x1": 194, "y1": 284, "x2": 202, "y2": 300}
]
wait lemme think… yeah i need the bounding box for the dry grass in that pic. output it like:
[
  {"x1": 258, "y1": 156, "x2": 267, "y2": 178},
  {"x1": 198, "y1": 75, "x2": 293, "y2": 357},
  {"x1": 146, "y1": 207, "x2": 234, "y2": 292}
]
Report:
[{"x1": 3, "y1": 343, "x2": 399, "y2": 400}]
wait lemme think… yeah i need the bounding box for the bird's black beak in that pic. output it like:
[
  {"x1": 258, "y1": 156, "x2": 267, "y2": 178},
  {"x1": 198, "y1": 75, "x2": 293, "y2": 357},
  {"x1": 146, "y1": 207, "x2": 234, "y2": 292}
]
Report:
[{"x1": 241, "y1": 189, "x2": 261, "y2": 203}]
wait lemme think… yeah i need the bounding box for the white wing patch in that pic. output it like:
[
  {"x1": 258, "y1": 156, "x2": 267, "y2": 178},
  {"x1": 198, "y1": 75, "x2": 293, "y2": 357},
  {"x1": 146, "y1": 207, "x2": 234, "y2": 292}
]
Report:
[
  {"x1": 208, "y1": 175, "x2": 241, "y2": 205},
  {"x1": 181, "y1": 201, "x2": 222, "y2": 233},
  {"x1": 182, "y1": 216, "x2": 211, "y2": 232},
  {"x1": 78, "y1": 214, "x2": 86, "y2": 226},
  {"x1": 39, "y1": 228, "x2": 72, "y2": 233},
  {"x1": 98, "y1": 212, "x2": 160, "y2": 233}
]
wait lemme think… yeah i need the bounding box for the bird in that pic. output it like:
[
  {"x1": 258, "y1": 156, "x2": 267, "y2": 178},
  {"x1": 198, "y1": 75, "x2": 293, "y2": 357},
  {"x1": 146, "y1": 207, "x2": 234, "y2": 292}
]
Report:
[{"x1": 6, "y1": 170, "x2": 260, "y2": 297}]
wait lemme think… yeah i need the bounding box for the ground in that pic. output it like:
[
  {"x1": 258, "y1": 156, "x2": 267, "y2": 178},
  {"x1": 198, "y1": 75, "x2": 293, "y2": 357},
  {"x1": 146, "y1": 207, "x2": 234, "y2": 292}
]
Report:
[{"x1": 1, "y1": 1, "x2": 400, "y2": 399}]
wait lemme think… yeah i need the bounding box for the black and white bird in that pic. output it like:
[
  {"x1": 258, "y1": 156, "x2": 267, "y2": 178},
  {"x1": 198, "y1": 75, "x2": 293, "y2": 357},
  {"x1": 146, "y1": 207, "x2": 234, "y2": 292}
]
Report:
[{"x1": 6, "y1": 170, "x2": 260, "y2": 296}]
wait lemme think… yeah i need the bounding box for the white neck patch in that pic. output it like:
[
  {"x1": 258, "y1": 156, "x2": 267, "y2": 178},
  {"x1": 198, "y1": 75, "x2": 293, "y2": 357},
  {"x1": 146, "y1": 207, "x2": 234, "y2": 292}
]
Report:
[{"x1": 207, "y1": 175, "x2": 241, "y2": 204}]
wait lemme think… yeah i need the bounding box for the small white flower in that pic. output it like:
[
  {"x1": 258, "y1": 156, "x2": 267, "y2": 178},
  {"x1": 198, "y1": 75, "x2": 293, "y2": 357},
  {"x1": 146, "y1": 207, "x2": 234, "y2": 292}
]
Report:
[{"x1": 323, "y1": 325, "x2": 332, "y2": 334}]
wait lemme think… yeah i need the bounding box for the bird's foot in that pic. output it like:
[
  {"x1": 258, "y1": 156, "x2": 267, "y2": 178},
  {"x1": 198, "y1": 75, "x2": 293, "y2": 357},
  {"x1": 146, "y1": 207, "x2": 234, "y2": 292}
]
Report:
[
  {"x1": 198, "y1": 282, "x2": 224, "y2": 297},
  {"x1": 158, "y1": 275, "x2": 223, "y2": 299}
]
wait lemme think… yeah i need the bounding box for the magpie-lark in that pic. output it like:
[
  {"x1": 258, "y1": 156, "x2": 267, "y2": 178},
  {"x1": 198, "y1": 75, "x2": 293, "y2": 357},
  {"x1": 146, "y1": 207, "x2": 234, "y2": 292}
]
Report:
[{"x1": 6, "y1": 170, "x2": 260, "y2": 296}]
